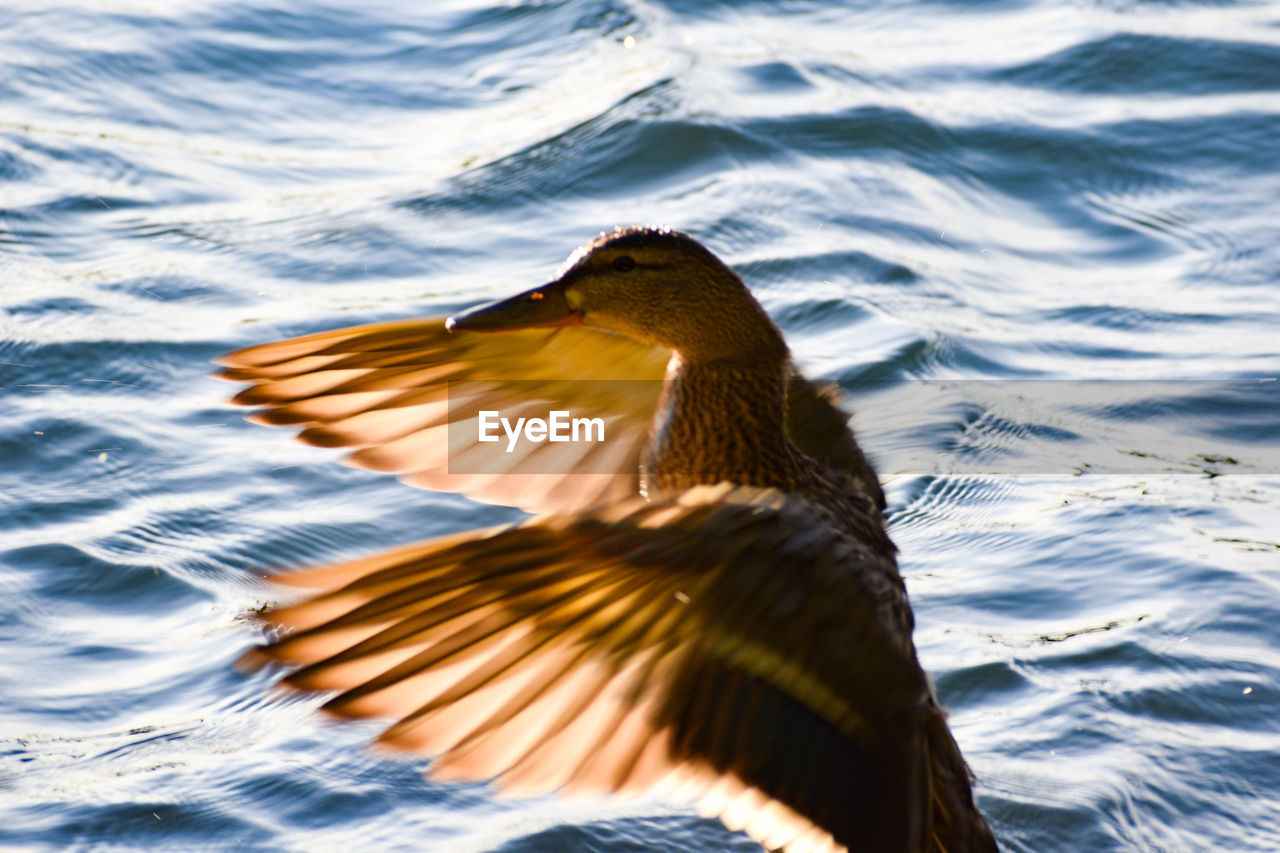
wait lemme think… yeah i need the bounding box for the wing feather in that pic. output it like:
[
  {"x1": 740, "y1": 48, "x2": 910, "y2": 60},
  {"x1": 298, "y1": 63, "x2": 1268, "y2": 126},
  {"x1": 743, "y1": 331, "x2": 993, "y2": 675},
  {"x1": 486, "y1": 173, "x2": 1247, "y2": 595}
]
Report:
[
  {"x1": 244, "y1": 486, "x2": 929, "y2": 853},
  {"x1": 218, "y1": 319, "x2": 881, "y2": 514},
  {"x1": 217, "y1": 320, "x2": 670, "y2": 514}
]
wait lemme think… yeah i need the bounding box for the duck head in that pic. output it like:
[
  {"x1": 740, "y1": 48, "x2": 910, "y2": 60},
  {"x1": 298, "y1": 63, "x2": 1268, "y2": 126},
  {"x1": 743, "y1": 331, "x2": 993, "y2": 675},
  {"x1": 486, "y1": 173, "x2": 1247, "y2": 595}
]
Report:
[{"x1": 447, "y1": 227, "x2": 787, "y2": 364}]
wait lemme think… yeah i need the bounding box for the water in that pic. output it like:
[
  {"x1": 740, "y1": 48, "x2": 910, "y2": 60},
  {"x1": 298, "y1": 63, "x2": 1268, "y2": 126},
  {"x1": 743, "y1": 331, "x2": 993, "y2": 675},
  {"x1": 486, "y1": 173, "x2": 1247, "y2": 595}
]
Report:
[{"x1": 2, "y1": 0, "x2": 1278, "y2": 850}]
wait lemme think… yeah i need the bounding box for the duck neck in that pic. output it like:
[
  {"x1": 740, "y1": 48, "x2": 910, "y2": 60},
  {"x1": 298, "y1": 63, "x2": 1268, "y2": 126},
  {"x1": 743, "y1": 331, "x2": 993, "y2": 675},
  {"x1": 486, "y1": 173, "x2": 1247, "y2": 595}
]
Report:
[{"x1": 641, "y1": 350, "x2": 802, "y2": 498}]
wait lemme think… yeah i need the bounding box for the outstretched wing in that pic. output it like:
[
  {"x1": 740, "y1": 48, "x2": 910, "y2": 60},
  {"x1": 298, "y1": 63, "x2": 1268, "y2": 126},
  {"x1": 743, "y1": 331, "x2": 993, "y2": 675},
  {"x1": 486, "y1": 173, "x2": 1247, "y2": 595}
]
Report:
[
  {"x1": 215, "y1": 318, "x2": 884, "y2": 515},
  {"x1": 215, "y1": 319, "x2": 670, "y2": 514},
  {"x1": 243, "y1": 484, "x2": 930, "y2": 853}
]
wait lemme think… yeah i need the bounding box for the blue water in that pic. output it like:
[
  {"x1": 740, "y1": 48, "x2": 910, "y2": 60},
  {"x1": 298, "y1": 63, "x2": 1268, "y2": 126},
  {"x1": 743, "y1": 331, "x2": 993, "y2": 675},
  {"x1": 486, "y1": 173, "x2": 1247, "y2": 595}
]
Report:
[{"x1": 2, "y1": 1, "x2": 1279, "y2": 850}]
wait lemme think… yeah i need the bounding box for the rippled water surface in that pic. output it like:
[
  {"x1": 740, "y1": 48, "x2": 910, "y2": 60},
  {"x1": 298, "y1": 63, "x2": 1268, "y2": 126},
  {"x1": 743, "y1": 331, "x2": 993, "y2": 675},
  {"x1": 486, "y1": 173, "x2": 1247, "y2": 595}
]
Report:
[{"x1": 3, "y1": 1, "x2": 1279, "y2": 850}]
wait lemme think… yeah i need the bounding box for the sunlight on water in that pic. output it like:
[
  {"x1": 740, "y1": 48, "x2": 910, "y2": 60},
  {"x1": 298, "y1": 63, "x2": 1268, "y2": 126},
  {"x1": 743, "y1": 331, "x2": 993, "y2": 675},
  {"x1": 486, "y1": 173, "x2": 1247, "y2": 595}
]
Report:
[{"x1": 2, "y1": 0, "x2": 1278, "y2": 850}]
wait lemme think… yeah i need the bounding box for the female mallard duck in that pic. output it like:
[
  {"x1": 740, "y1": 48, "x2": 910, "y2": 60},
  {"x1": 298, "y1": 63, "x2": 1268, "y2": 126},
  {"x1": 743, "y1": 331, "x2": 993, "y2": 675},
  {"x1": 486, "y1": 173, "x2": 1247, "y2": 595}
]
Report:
[{"x1": 218, "y1": 227, "x2": 996, "y2": 853}]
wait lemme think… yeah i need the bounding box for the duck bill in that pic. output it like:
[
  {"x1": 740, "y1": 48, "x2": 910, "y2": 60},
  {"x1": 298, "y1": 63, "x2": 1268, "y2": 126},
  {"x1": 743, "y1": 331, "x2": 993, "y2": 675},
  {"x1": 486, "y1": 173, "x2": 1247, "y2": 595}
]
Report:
[{"x1": 446, "y1": 281, "x2": 582, "y2": 333}]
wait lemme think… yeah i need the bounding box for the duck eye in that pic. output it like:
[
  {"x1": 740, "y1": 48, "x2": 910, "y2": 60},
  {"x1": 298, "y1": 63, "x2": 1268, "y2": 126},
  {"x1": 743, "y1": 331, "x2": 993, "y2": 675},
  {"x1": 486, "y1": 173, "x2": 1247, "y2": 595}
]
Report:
[{"x1": 611, "y1": 255, "x2": 637, "y2": 273}]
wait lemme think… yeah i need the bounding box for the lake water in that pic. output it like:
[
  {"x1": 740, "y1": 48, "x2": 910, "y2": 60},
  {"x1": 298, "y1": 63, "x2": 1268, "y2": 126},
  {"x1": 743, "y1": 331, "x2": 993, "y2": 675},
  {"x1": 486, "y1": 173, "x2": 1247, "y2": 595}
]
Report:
[{"x1": 2, "y1": 1, "x2": 1278, "y2": 850}]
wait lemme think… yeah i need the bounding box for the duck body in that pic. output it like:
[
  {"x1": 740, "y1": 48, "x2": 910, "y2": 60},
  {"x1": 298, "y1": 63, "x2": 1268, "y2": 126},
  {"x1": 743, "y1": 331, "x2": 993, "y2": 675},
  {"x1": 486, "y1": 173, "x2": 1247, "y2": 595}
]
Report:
[{"x1": 220, "y1": 226, "x2": 995, "y2": 852}]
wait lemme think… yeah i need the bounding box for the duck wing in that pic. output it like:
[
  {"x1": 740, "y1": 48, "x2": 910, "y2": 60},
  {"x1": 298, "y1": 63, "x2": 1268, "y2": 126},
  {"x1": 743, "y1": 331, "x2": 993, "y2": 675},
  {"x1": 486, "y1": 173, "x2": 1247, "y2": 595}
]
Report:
[
  {"x1": 216, "y1": 319, "x2": 883, "y2": 514},
  {"x1": 215, "y1": 319, "x2": 670, "y2": 514},
  {"x1": 243, "y1": 484, "x2": 936, "y2": 853}
]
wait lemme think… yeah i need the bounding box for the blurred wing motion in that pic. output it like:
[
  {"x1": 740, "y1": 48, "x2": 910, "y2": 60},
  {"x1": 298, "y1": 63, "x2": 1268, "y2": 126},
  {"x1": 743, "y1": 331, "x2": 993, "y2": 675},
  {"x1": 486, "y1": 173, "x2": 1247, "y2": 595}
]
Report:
[
  {"x1": 214, "y1": 317, "x2": 884, "y2": 515},
  {"x1": 245, "y1": 484, "x2": 932, "y2": 853},
  {"x1": 214, "y1": 319, "x2": 671, "y2": 513}
]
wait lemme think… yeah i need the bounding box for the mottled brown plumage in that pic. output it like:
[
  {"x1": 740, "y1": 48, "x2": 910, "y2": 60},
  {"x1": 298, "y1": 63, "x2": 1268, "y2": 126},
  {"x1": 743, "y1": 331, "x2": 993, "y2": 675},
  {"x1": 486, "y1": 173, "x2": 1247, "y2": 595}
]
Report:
[{"x1": 218, "y1": 226, "x2": 995, "y2": 852}]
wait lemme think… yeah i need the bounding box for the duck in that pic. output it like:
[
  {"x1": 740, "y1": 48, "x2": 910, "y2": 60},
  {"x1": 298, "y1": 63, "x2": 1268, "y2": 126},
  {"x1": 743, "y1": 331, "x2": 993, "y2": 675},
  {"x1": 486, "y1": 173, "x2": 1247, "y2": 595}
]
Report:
[{"x1": 217, "y1": 226, "x2": 997, "y2": 853}]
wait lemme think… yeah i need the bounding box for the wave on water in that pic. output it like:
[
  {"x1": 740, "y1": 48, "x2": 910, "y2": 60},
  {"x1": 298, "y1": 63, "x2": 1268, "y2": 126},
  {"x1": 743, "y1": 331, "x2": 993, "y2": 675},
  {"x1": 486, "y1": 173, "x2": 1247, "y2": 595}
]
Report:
[{"x1": 2, "y1": 0, "x2": 1279, "y2": 850}]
